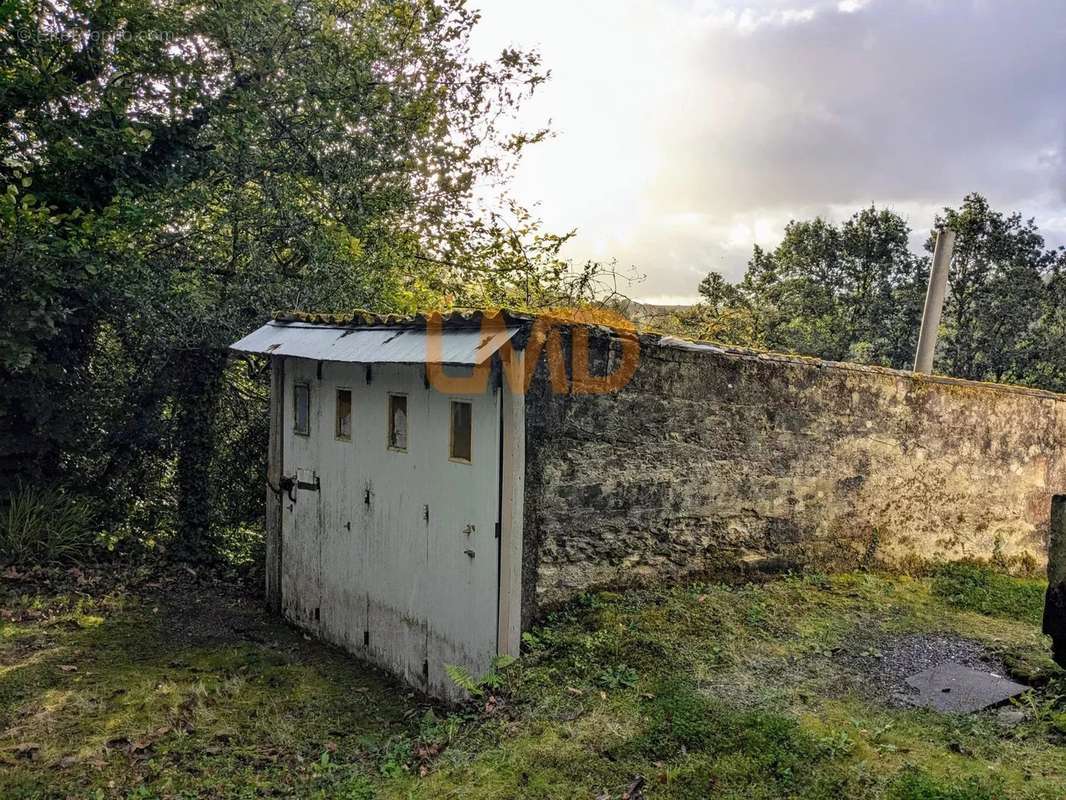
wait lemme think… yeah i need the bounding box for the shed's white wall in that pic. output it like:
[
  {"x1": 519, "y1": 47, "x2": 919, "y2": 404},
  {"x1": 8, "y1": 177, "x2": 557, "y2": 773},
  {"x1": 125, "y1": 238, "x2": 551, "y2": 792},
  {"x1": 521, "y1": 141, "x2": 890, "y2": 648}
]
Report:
[{"x1": 279, "y1": 357, "x2": 512, "y2": 699}]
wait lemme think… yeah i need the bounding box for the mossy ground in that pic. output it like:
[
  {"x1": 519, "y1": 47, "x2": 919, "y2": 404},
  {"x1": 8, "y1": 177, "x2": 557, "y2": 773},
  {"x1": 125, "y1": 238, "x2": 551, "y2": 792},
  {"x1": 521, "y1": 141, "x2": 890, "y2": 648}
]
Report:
[{"x1": 1, "y1": 564, "x2": 1063, "y2": 799}]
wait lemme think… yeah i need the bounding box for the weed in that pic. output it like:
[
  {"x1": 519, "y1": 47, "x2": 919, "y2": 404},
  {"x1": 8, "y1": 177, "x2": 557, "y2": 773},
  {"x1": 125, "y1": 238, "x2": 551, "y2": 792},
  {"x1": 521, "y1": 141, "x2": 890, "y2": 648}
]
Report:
[
  {"x1": 0, "y1": 483, "x2": 95, "y2": 563},
  {"x1": 417, "y1": 709, "x2": 464, "y2": 747},
  {"x1": 595, "y1": 663, "x2": 638, "y2": 690},
  {"x1": 444, "y1": 654, "x2": 517, "y2": 698},
  {"x1": 379, "y1": 736, "x2": 414, "y2": 777}
]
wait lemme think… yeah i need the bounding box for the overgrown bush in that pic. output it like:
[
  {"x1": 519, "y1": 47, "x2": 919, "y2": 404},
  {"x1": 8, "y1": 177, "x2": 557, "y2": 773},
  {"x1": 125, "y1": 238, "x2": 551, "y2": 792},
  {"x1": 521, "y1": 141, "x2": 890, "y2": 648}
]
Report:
[
  {"x1": 0, "y1": 483, "x2": 95, "y2": 564},
  {"x1": 932, "y1": 562, "x2": 1046, "y2": 625}
]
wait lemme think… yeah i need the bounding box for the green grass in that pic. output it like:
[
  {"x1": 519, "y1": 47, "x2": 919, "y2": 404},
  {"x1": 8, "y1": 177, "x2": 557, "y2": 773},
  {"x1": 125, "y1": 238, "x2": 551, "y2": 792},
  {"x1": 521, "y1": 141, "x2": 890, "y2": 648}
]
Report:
[
  {"x1": 932, "y1": 562, "x2": 1047, "y2": 625},
  {"x1": 1, "y1": 566, "x2": 1064, "y2": 799}
]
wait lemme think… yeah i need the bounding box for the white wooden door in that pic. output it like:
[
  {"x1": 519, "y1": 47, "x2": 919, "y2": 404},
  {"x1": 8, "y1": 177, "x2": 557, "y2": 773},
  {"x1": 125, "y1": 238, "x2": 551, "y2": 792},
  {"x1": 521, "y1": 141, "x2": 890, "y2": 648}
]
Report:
[
  {"x1": 315, "y1": 362, "x2": 369, "y2": 654},
  {"x1": 280, "y1": 357, "x2": 322, "y2": 631},
  {"x1": 359, "y1": 364, "x2": 501, "y2": 696},
  {"x1": 422, "y1": 380, "x2": 502, "y2": 695},
  {"x1": 280, "y1": 359, "x2": 502, "y2": 699}
]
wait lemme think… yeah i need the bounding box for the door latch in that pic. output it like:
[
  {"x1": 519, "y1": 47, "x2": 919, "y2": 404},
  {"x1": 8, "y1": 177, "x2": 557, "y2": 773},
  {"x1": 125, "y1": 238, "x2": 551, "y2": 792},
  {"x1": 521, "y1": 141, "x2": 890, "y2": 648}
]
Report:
[{"x1": 296, "y1": 468, "x2": 319, "y2": 492}]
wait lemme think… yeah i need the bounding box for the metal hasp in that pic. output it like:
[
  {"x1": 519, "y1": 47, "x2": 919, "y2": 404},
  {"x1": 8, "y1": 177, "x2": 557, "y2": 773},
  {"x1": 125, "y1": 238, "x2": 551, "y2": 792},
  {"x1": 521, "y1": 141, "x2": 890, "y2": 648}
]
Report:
[
  {"x1": 1043, "y1": 496, "x2": 1066, "y2": 667},
  {"x1": 913, "y1": 228, "x2": 956, "y2": 374}
]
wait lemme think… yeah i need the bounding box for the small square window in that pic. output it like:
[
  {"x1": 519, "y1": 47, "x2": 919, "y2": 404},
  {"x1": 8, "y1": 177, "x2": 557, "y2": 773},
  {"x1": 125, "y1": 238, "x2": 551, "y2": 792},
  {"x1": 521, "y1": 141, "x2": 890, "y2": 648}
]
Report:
[
  {"x1": 388, "y1": 394, "x2": 408, "y2": 451},
  {"x1": 294, "y1": 382, "x2": 310, "y2": 436},
  {"x1": 335, "y1": 388, "x2": 352, "y2": 441},
  {"x1": 449, "y1": 401, "x2": 472, "y2": 463}
]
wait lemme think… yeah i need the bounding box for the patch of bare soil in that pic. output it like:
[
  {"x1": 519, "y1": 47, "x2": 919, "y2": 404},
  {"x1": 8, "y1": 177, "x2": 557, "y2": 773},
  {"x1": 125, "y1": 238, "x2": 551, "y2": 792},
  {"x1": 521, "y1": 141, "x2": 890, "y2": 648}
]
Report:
[
  {"x1": 0, "y1": 561, "x2": 274, "y2": 648},
  {"x1": 834, "y1": 632, "x2": 1011, "y2": 707},
  {"x1": 146, "y1": 569, "x2": 276, "y2": 648}
]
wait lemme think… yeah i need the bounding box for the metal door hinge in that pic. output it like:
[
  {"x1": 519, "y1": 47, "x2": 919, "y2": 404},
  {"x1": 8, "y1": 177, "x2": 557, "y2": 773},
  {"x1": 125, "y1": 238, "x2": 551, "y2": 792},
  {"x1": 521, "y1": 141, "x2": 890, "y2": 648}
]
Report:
[{"x1": 494, "y1": 521, "x2": 501, "y2": 539}]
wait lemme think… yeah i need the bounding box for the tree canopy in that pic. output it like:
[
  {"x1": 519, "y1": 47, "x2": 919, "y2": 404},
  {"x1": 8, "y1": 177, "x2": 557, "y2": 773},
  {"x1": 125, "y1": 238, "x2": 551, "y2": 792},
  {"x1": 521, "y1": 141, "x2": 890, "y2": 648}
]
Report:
[
  {"x1": 1, "y1": 0, "x2": 597, "y2": 556},
  {"x1": 688, "y1": 194, "x2": 1065, "y2": 391}
]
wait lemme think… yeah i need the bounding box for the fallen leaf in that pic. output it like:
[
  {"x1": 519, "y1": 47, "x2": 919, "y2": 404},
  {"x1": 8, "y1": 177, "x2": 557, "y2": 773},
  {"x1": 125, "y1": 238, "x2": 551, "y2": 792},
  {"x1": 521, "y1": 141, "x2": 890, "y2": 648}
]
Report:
[{"x1": 58, "y1": 664, "x2": 78, "y2": 672}]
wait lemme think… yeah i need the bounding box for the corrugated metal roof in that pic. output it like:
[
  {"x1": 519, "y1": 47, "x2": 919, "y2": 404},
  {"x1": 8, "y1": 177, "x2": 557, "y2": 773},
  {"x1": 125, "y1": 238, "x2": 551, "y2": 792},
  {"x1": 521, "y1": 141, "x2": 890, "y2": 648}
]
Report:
[
  {"x1": 271, "y1": 308, "x2": 534, "y2": 328},
  {"x1": 229, "y1": 321, "x2": 520, "y2": 365}
]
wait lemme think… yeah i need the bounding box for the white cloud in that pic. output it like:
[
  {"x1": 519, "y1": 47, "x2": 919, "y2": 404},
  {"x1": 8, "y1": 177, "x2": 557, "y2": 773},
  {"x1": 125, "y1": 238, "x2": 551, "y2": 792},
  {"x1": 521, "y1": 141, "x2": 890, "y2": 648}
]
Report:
[
  {"x1": 836, "y1": 0, "x2": 871, "y2": 13},
  {"x1": 471, "y1": 0, "x2": 1066, "y2": 300},
  {"x1": 704, "y1": 5, "x2": 818, "y2": 34}
]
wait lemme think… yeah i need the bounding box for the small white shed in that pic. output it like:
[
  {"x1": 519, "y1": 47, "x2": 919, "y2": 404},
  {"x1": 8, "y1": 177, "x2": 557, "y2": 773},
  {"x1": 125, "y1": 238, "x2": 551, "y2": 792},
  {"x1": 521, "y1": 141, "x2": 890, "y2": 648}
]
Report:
[{"x1": 230, "y1": 311, "x2": 527, "y2": 699}]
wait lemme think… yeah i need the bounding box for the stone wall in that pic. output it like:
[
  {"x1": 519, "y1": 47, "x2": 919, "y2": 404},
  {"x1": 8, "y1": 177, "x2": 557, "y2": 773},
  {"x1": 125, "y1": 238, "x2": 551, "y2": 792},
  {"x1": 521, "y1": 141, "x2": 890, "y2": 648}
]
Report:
[{"x1": 521, "y1": 331, "x2": 1066, "y2": 622}]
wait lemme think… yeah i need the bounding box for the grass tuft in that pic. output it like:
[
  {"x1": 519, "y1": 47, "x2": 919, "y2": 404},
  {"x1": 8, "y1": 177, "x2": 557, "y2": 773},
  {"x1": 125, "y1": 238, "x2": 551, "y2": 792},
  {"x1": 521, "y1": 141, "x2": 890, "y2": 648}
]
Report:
[
  {"x1": 931, "y1": 562, "x2": 1046, "y2": 625},
  {"x1": 0, "y1": 483, "x2": 95, "y2": 564},
  {"x1": 888, "y1": 767, "x2": 1001, "y2": 800}
]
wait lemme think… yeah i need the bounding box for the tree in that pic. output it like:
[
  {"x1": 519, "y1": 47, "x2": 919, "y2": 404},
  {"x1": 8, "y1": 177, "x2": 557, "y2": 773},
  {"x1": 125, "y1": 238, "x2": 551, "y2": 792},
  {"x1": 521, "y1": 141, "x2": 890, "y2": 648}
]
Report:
[
  {"x1": 1016, "y1": 248, "x2": 1066, "y2": 392},
  {"x1": 1, "y1": 0, "x2": 549, "y2": 555},
  {"x1": 690, "y1": 207, "x2": 925, "y2": 368},
  {"x1": 933, "y1": 194, "x2": 1053, "y2": 382},
  {"x1": 690, "y1": 195, "x2": 1063, "y2": 390}
]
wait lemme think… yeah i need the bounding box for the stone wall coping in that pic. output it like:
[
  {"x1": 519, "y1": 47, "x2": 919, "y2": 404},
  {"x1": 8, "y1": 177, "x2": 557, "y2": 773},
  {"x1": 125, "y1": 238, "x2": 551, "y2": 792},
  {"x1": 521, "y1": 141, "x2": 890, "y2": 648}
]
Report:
[{"x1": 652, "y1": 334, "x2": 1066, "y2": 404}]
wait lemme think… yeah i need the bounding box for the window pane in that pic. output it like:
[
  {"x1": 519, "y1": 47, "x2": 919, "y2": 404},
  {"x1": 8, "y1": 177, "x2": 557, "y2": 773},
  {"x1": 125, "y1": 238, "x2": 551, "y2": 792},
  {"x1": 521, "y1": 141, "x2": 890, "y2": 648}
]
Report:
[
  {"x1": 294, "y1": 383, "x2": 310, "y2": 435},
  {"x1": 450, "y1": 401, "x2": 472, "y2": 462},
  {"x1": 335, "y1": 389, "x2": 352, "y2": 440},
  {"x1": 388, "y1": 394, "x2": 407, "y2": 451}
]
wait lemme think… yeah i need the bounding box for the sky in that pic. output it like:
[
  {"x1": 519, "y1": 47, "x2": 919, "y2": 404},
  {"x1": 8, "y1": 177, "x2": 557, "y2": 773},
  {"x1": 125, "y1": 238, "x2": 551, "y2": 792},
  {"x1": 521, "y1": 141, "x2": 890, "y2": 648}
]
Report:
[{"x1": 469, "y1": 0, "x2": 1066, "y2": 303}]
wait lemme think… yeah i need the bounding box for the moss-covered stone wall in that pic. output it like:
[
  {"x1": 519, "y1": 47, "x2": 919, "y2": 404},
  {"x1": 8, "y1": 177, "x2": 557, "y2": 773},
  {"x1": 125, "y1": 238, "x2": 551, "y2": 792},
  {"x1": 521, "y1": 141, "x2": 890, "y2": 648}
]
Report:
[{"x1": 522, "y1": 332, "x2": 1066, "y2": 620}]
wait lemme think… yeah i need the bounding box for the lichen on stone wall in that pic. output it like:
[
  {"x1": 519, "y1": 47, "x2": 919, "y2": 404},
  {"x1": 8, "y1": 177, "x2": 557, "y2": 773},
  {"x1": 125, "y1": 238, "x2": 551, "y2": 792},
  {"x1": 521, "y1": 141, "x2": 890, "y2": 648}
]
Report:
[{"x1": 522, "y1": 331, "x2": 1066, "y2": 619}]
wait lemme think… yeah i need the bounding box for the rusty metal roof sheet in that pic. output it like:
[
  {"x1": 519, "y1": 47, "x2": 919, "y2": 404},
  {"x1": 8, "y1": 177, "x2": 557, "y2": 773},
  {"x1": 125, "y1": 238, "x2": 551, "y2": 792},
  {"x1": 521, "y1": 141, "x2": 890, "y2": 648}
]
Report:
[{"x1": 229, "y1": 320, "x2": 519, "y2": 365}]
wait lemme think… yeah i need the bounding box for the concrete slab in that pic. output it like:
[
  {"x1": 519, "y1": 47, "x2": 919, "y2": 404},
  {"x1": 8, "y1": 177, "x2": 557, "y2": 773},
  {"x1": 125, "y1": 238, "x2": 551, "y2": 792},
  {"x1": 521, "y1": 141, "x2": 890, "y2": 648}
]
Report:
[{"x1": 903, "y1": 661, "x2": 1028, "y2": 713}]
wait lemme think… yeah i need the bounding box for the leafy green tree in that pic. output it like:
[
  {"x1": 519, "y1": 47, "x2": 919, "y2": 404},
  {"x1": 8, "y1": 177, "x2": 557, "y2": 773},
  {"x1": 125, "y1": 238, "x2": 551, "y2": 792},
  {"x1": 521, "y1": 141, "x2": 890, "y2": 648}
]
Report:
[
  {"x1": 1016, "y1": 248, "x2": 1066, "y2": 392},
  {"x1": 1, "y1": 0, "x2": 549, "y2": 555},
  {"x1": 933, "y1": 193, "x2": 1053, "y2": 382},
  {"x1": 691, "y1": 195, "x2": 1061, "y2": 389},
  {"x1": 690, "y1": 207, "x2": 925, "y2": 368}
]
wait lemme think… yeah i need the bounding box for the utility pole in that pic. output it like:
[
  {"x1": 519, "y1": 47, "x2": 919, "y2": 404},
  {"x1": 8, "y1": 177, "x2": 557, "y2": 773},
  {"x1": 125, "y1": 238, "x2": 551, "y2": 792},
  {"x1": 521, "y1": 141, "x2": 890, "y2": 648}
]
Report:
[{"x1": 913, "y1": 228, "x2": 956, "y2": 374}]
